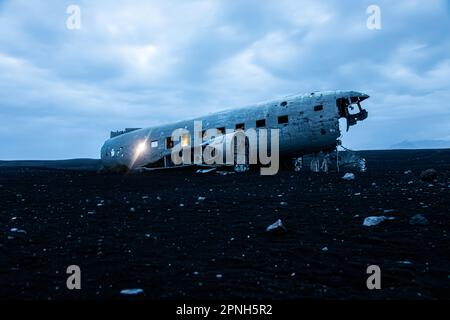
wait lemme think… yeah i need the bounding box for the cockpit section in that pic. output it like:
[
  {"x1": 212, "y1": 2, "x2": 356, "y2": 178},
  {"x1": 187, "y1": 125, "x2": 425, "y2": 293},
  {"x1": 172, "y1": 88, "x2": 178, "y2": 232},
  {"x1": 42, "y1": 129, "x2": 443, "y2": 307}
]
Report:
[{"x1": 336, "y1": 93, "x2": 369, "y2": 131}]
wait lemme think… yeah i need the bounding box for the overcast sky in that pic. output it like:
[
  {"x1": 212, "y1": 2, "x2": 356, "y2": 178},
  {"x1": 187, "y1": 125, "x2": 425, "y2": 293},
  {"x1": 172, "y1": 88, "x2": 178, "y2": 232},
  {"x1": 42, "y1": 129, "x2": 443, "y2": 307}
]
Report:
[{"x1": 0, "y1": 0, "x2": 449, "y2": 159}]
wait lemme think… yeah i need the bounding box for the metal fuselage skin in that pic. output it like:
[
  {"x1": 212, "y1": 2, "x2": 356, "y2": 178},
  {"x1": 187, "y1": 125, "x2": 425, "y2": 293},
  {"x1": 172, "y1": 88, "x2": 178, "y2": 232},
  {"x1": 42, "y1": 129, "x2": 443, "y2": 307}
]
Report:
[{"x1": 100, "y1": 90, "x2": 369, "y2": 169}]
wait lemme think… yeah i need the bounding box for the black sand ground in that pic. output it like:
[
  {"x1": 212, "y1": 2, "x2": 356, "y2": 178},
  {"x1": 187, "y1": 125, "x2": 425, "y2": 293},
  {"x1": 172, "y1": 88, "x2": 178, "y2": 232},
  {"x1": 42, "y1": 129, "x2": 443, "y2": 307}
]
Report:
[{"x1": 0, "y1": 150, "x2": 449, "y2": 300}]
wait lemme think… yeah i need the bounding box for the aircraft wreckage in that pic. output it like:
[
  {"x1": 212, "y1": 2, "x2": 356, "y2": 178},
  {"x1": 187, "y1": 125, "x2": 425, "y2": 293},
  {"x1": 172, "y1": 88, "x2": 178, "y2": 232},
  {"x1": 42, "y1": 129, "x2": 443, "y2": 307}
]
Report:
[{"x1": 100, "y1": 90, "x2": 369, "y2": 175}]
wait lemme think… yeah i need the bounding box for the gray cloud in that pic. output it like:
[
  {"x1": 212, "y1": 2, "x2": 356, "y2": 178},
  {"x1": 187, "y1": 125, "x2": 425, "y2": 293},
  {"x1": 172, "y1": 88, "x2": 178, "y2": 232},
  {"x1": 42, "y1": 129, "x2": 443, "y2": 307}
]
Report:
[{"x1": 0, "y1": 0, "x2": 449, "y2": 159}]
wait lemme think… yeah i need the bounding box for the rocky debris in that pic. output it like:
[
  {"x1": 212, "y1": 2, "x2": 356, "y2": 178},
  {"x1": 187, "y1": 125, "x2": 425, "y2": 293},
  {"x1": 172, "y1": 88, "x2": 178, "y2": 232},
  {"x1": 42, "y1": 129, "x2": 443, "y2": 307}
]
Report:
[
  {"x1": 197, "y1": 196, "x2": 206, "y2": 201},
  {"x1": 145, "y1": 233, "x2": 158, "y2": 240},
  {"x1": 409, "y1": 214, "x2": 429, "y2": 226},
  {"x1": 337, "y1": 150, "x2": 367, "y2": 172},
  {"x1": 216, "y1": 171, "x2": 234, "y2": 176},
  {"x1": 404, "y1": 170, "x2": 413, "y2": 175},
  {"x1": 10, "y1": 228, "x2": 26, "y2": 234},
  {"x1": 342, "y1": 173, "x2": 355, "y2": 181},
  {"x1": 420, "y1": 169, "x2": 437, "y2": 182},
  {"x1": 120, "y1": 288, "x2": 144, "y2": 295},
  {"x1": 266, "y1": 219, "x2": 286, "y2": 234},
  {"x1": 234, "y1": 164, "x2": 249, "y2": 173},
  {"x1": 363, "y1": 216, "x2": 395, "y2": 227}
]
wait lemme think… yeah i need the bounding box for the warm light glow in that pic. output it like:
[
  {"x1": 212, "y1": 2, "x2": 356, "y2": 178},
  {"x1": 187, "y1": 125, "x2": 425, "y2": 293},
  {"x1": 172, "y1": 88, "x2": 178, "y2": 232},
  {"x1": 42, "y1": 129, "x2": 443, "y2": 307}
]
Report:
[
  {"x1": 181, "y1": 134, "x2": 190, "y2": 147},
  {"x1": 135, "y1": 141, "x2": 147, "y2": 156}
]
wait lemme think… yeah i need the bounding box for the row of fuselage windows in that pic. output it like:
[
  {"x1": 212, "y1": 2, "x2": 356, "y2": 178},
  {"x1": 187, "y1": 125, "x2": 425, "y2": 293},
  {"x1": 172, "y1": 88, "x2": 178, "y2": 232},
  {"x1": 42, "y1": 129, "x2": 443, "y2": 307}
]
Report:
[
  {"x1": 160, "y1": 104, "x2": 324, "y2": 150},
  {"x1": 107, "y1": 105, "x2": 325, "y2": 154},
  {"x1": 161, "y1": 115, "x2": 290, "y2": 150}
]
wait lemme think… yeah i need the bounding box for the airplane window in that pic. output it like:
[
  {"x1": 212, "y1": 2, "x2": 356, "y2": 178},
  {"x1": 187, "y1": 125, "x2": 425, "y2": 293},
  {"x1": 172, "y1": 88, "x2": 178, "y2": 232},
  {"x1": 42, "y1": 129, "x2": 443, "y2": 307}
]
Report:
[
  {"x1": 280, "y1": 101, "x2": 287, "y2": 107},
  {"x1": 314, "y1": 105, "x2": 323, "y2": 112},
  {"x1": 151, "y1": 140, "x2": 158, "y2": 148},
  {"x1": 236, "y1": 123, "x2": 245, "y2": 130},
  {"x1": 166, "y1": 137, "x2": 174, "y2": 149},
  {"x1": 256, "y1": 119, "x2": 266, "y2": 128},
  {"x1": 278, "y1": 115, "x2": 288, "y2": 124},
  {"x1": 181, "y1": 133, "x2": 190, "y2": 147}
]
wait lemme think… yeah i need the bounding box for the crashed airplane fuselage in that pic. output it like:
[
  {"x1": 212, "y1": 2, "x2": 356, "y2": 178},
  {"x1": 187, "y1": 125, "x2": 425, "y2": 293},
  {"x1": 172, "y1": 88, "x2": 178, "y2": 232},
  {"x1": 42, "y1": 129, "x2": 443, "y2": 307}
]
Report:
[{"x1": 100, "y1": 90, "x2": 369, "y2": 172}]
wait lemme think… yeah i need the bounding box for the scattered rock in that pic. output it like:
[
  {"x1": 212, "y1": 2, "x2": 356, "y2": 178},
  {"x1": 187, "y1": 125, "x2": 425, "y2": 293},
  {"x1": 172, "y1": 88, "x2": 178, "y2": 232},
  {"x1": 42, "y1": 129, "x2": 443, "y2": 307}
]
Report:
[
  {"x1": 197, "y1": 196, "x2": 206, "y2": 201},
  {"x1": 216, "y1": 274, "x2": 223, "y2": 279},
  {"x1": 234, "y1": 164, "x2": 249, "y2": 173},
  {"x1": 266, "y1": 219, "x2": 286, "y2": 234},
  {"x1": 120, "y1": 288, "x2": 144, "y2": 295},
  {"x1": 409, "y1": 214, "x2": 429, "y2": 226},
  {"x1": 129, "y1": 207, "x2": 136, "y2": 213},
  {"x1": 145, "y1": 233, "x2": 157, "y2": 240},
  {"x1": 342, "y1": 173, "x2": 355, "y2": 181},
  {"x1": 216, "y1": 171, "x2": 234, "y2": 176},
  {"x1": 321, "y1": 246, "x2": 329, "y2": 252},
  {"x1": 404, "y1": 170, "x2": 413, "y2": 175},
  {"x1": 10, "y1": 228, "x2": 26, "y2": 234},
  {"x1": 363, "y1": 216, "x2": 395, "y2": 227},
  {"x1": 420, "y1": 169, "x2": 437, "y2": 182}
]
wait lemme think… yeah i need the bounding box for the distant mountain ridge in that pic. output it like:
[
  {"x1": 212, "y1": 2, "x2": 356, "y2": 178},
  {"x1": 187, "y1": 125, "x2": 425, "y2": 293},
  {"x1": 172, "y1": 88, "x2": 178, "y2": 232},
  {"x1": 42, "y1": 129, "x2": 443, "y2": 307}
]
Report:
[
  {"x1": 0, "y1": 159, "x2": 101, "y2": 171},
  {"x1": 390, "y1": 140, "x2": 450, "y2": 150}
]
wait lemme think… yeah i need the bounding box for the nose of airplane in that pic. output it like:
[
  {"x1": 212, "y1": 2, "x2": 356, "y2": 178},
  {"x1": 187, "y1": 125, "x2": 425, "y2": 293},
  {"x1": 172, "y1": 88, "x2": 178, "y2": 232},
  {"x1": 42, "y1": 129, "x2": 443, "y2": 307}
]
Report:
[{"x1": 357, "y1": 92, "x2": 370, "y2": 101}]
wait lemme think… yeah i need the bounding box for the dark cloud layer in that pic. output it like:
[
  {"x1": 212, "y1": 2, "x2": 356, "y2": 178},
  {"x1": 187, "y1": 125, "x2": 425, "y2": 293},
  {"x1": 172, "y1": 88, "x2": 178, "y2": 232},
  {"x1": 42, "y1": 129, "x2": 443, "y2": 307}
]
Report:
[{"x1": 0, "y1": 0, "x2": 449, "y2": 159}]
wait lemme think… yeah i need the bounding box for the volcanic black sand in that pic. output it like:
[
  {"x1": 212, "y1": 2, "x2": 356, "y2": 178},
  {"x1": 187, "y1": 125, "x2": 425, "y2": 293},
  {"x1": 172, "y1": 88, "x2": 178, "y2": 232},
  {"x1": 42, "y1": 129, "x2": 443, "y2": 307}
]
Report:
[{"x1": 0, "y1": 150, "x2": 449, "y2": 300}]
